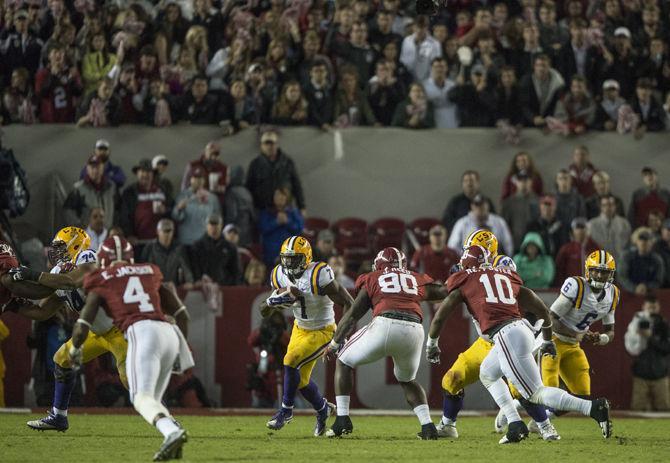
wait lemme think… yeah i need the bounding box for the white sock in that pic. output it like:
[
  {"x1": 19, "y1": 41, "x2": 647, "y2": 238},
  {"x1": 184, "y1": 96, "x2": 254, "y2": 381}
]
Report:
[
  {"x1": 512, "y1": 399, "x2": 522, "y2": 411},
  {"x1": 537, "y1": 419, "x2": 550, "y2": 428},
  {"x1": 413, "y1": 404, "x2": 432, "y2": 426},
  {"x1": 336, "y1": 395, "x2": 350, "y2": 416},
  {"x1": 155, "y1": 417, "x2": 180, "y2": 438},
  {"x1": 53, "y1": 407, "x2": 67, "y2": 417},
  {"x1": 483, "y1": 378, "x2": 522, "y2": 423},
  {"x1": 532, "y1": 386, "x2": 591, "y2": 416},
  {"x1": 441, "y1": 416, "x2": 456, "y2": 426}
]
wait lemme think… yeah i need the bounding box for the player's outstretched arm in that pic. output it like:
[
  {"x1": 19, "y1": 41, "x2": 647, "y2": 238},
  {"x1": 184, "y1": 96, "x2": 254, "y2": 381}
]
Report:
[
  {"x1": 323, "y1": 279, "x2": 355, "y2": 315},
  {"x1": 159, "y1": 283, "x2": 190, "y2": 338},
  {"x1": 423, "y1": 283, "x2": 449, "y2": 301},
  {"x1": 332, "y1": 288, "x2": 371, "y2": 346},
  {"x1": 518, "y1": 286, "x2": 554, "y2": 342},
  {"x1": 13, "y1": 263, "x2": 96, "y2": 290},
  {"x1": 71, "y1": 290, "x2": 101, "y2": 355},
  {"x1": 0, "y1": 274, "x2": 55, "y2": 299},
  {"x1": 428, "y1": 289, "x2": 463, "y2": 340}
]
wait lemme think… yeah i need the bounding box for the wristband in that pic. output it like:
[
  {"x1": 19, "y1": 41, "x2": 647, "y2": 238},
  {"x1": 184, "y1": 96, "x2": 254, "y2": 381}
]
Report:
[
  {"x1": 541, "y1": 321, "x2": 553, "y2": 329},
  {"x1": 173, "y1": 306, "x2": 187, "y2": 317},
  {"x1": 426, "y1": 337, "x2": 439, "y2": 348},
  {"x1": 329, "y1": 340, "x2": 342, "y2": 350},
  {"x1": 76, "y1": 318, "x2": 92, "y2": 328},
  {"x1": 598, "y1": 333, "x2": 610, "y2": 345}
]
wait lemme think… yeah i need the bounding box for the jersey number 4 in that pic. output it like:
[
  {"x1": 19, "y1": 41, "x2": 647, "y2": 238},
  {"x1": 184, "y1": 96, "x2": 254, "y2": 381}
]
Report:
[
  {"x1": 378, "y1": 273, "x2": 418, "y2": 295},
  {"x1": 123, "y1": 276, "x2": 155, "y2": 313},
  {"x1": 479, "y1": 273, "x2": 516, "y2": 305}
]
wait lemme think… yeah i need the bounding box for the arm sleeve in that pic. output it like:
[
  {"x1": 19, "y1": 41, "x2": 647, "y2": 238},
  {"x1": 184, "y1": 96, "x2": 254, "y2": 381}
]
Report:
[{"x1": 549, "y1": 293, "x2": 574, "y2": 318}]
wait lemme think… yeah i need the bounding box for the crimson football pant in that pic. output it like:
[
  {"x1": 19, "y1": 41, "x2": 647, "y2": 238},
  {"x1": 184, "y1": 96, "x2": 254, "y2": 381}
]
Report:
[{"x1": 479, "y1": 320, "x2": 591, "y2": 423}]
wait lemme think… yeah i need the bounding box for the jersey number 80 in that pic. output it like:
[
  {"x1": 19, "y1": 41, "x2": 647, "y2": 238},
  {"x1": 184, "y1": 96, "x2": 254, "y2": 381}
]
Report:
[{"x1": 378, "y1": 273, "x2": 418, "y2": 295}]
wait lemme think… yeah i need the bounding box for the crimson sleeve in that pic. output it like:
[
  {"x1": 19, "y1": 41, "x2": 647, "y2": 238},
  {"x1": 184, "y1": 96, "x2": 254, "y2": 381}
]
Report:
[
  {"x1": 354, "y1": 274, "x2": 367, "y2": 293},
  {"x1": 446, "y1": 271, "x2": 467, "y2": 293},
  {"x1": 83, "y1": 269, "x2": 103, "y2": 293}
]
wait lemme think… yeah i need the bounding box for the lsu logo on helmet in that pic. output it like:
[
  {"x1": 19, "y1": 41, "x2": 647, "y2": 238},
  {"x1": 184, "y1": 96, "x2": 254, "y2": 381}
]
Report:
[
  {"x1": 49, "y1": 226, "x2": 91, "y2": 265},
  {"x1": 280, "y1": 236, "x2": 313, "y2": 277},
  {"x1": 584, "y1": 250, "x2": 616, "y2": 289},
  {"x1": 463, "y1": 229, "x2": 498, "y2": 256}
]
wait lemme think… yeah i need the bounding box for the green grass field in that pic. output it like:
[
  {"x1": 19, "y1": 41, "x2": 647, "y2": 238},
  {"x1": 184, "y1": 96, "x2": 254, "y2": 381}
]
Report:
[{"x1": 2, "y1": 414, "x2": 670, "y2": 462}]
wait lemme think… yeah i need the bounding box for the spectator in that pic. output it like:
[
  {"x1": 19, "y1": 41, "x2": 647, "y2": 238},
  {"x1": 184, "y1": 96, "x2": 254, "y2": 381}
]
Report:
[
  {"x1": 514, "y1": 231, "x2": 556, "y2": 289},
  {"x1": 334, "y1": 66, "x2": 377, "y2": 127},
  {"x1": 369, "y1": 9, "x2": 402, "y2": 53},
  {"x1": 118, "y1": 159, "x2": 171, "y2": 252},
  {"x1": 367, "y1": 59, "x2": 405, "y2": 126},
  {"x1": 78, "y1": 139, "x2": 126, "y2": 189},
  {"x1": 172, "y1": 167, "x2": 221, "y2": 246},
  {"x1": 527, "y1": 195, "x2": 568, "y2": 258},
  {"x1": 567, "y1": 145, "x2": 597, "y2": 198},
  {"x1": 629, "y1": 167, "x2": 670, "y2": 229},
  {"x1": 554, "y1": 217, "x2": 600, "y2": 285},
  {"x1": 271, "y1": 80, "x2": 309, "y2": 126},
  {"x1": 587, "y1": 194, "x2": 632, "y2": 263},
  {"x1": 334, "y1": 20, "x2": 377, "y2": 85},
  {"x1": 594, "y1": 79, "x2": 628, "y2": 131},
  {"x1": 502, "y1": 172, "x2": 540, "y2": 252},
  {"x1": 448, "y1": 64, "x2": 496, "y2": 127},
  {"x1": 328, "y1": 255, "x2": 355, "y2": 290},
  {"x1": 152, "y1": 155, "x2": 174, "y2": 203},
  {"x1": 258, "y1": 186, "x2": 304, "y2": 268},
  {"x1": 0, "y1": 8, "x2": 43, "y2": 86},
  {"x1": 631, "y1": 77, "x2": 666, "y2": 136},
  {"x1": 422, "y1": 57, "x2": 457, "y2": 128},
  {"x1": 181, "y1": 141, "x2": 228, "y2": 205},
  {"x1": 223, "y1": 223, "x2": 255, "y2": 276},
  {"x1": 35, "y1": 43, "x2": 83, "y2": 123},
  {"x1": 174, "y1": 74, "x2": 218, "y2": 124},
  {"x1": 653, "y1": 219, "x2": 670, "y2": 288},
  {"x1": 112, "y1": 64, "x2": 143, "y2": 124},
  {"x1": 501, "y1": 151, "x2": 544, "y2": 201},
  {"x1": 312, "y1": 229, "x2": 336, "y2": 263},
  {"x1": 140, "y1": 218, "x2": 194, "y2": 288},
  {"x1": 191, "y1": 212, "x2": 241, "y2": 286},
  {"x1": 448, "y1": 194, "x2": 514, "y2": 256},
  {"x1": 624, "y1": 295, "x2": 670, "y2": 411},
  {"x1": 410, "y1": 224, "x2": 459, "y2": 283},
  {"x1": 555, "y1": 19, "x2": 603, "y2": 88},
  {"x1": 391, "y1": 82, "x2": 435, "y2": 128},
  {"x1": 304, "y1": 61, "x2": 334, "y2": 130},
  {"x1": 519, "y1": 54, "x2": 565, "y2": 128},
  {"x1": 399, "y1": 15, "x2": 442, "y2": 82},
  {"x1": 76, "y1": 77, "x2": 121, "y2": 127},
  {"x1": 442, "y1": 170, "x2": 496, "y2": 232},
  {"x1": 509, "y1": 23, "x2": 544, "y2": 79},
  {"x1": 81, "y1": 31, "x2": 117, "y2": 94},
  {"x1": 602, "y1": 27, "x2": 637, "y2": 98},
  {"x1": 244, "y1": 259, "x2": 267, "y2": 287},
  {"x1": 84, "y1": 207, "x2": 108, "y2": 253},
  {"x1": 142, "y1": 77, "x2": 173, "y2": 127},
  {"x1": 495, "y1": 66, "x2": 523, "y2": 131},
  {"x1": 618, "y1": 229, "x2": 665, "y2": 296},
  {"x1": 471, "y1": 32, "x2": 504, "y2": 78},
  {"x1": 224, "y1": 166, "x2": 255, "y2": 247},
  {"x1": 381, "y1": 39, "x2": 413, "y2": 89},
  {"x1": 538, "y1": 1, "x2": 568, "y2": 53},
  {"x1": 1, "y1": 68, "x2": 36, "y2": 124},
  {"x1": 246, "y1": 128, "x2": 305, "y2": 213},
  {"x1": 585, "y1": 171, "x2": 625, "y2": 219},
  {"x1": 549, "y1": 75, "x2": 596, "y2": 135},
  {"x1": 63, "y1": 154, "x2": 118, "y2": 230},
  {"x1": 456, "y1": 8, "x2": 494, "y2": 47},
  {"x1": 555, "y1": 169, "x2": 586, "y2": 235}
]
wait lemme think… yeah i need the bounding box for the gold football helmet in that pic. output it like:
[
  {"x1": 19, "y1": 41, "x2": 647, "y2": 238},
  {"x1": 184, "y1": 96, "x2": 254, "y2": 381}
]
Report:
[
  {"x1": 49, "y1": 226, "x2": 91, "y2": 265},
  {"x1": 279, "y1": 236, "x2": 313, "y2": 277},
  {"x1": 584, "y1": 250, "x2": 616, "y2": 289},
  {"x1": 463, "y1": 229, "x2": 499, "y2": 256}
]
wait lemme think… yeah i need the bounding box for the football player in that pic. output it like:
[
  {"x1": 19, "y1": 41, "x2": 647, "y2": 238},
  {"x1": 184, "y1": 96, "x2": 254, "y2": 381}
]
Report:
[
  {"x1": 70, "y1": 236, "x2": 192, "y2": 461},
  {"x1": 261, "y1": 236, "x2": 354, "y2": 436},
  {"x1": 427, "y1": 246, "x2": 612, "y2": 444},
  {"x1": 324, "y1": 248, "x2": 448, "y2": 439},
  {"x1": 435, "y1": 229, "x2": 556, "y2": 440}
]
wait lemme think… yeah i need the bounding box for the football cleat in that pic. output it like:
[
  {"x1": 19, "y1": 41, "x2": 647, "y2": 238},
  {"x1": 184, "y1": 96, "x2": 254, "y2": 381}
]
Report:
[
  {"x1": 436, "y1": 420, "x2": 459, "y2": 438},
  {"x1": 494, "y1": 408, "x2": 507, "y2": 434},
  {"x1": 418, "y1": 423, "x2": 439, "y2": 440},
  {"x1": 314, "y1": 402, "x2": 336, "y2": 437},
  {"x1": 528, "y1": 420, "x2": 561, "y2": 441},
  {"x1": 266, "y1": 409, "x2": 293, "y2": 431},
  {"x1": 326, "y1": 415, "x2": 353, "y2": 437},
  {"x1": 27, "y1": 411, "x2": 69, "y2": 432},
  {"x1": 153, "y1": 428, "x2": 188, "y2": 461},
  {"x1": 499, "y1": 420, "x2": 528, "y2": 444},
  {"x1": 590, "y1": 398, "x2": 612, "y2": 438}
]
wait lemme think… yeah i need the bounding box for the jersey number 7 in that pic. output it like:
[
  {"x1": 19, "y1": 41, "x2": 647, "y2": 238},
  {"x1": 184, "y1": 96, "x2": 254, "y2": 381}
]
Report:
[{"x1": 123, "y1": 276, "x2": 155, "y2": 313}]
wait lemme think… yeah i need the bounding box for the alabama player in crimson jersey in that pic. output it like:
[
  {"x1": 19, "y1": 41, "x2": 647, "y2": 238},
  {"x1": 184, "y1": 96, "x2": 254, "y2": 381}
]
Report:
[
  {"x1": 324, "y1": 247, "x2": 448, "y2": 439},
  {"x1": 426, "y1": 246, "x2": 612, "y2": 444},
  {"x1": 69, "y1": 236, "x2": 192, "y2": 461}
]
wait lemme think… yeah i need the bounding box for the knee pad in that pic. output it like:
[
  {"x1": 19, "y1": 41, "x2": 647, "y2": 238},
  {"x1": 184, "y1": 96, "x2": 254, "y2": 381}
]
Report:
[
  {"x1": 54, "y1": 364, "x2": 75, "y2": 383},
  {"x1": 133, "y1": 393, "x2": 170, "y2": 425},
  {"x1": 442, "y1": 369, "x2": 464, "y2": 395}
]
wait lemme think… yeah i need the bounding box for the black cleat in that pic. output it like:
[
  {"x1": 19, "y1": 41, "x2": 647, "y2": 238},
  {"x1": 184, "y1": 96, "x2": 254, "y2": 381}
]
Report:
[
  {"x1": 499, "y1": 420, "x2": 528, "y2": 444},
  {"x1": 325, "y1": 415, "x2": 353, "y2": 437},
  {"x1": 418, "y1": 423, "x2": 439, "y2": 440},
  {"x1": 590, "y1": 398, "x2": 612, "y2": 438}
]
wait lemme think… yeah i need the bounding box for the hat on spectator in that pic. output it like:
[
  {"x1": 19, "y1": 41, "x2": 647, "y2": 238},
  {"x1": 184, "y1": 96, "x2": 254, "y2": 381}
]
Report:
[
  {"x1": 192, "y1": 166, "x2": 205, "y2": 177},
  {"x1": 641, "y1": 166, "x2": 656, "y2": 175},
  {"x1": 88, "y1": 154, "x2": 103, "y2": 165},
  {"x1": 614, "y1": 27, "x2": 631, "y2": 39},
  {"x1": 152, "y1": 155, "x2": 168, "y2": 169},
  {"x1": 317, "y1": 229, "x2": 335, "y2": 242},
  {"x1": 208, "y1": 212, "x2": 223, "y2": 225},
  {"x1": 15, "y1": 9, "x2": 29, "y2": 19},
  {"x1": 132, "y1": 159, "x2": 153, "y2": 173},
  {"x1": 571, "y1": 217, "x2": 587, "y2": 229},
  {"x1": 471, "y1": 194, "x2": 485, "y2": 205},
  {"x1": 602, "y1": 79, "x2": 619, "y2": 91},
  {"x1": 540, "y1": 195, "x2": 556, "y2": 206},
  {"x1": 223, "y1": 224, "x2": 239, "y2": 234},
  {"x1": 157, "y1": 219, "x2": 174, "y2": 232},
  {"x1": 663, "y1": 219, "x2": 670, "y2": 230},
  {"x1": 471, "y1": 64, "x2": 486, "y2": 76},
  {"x1": 95, "y1": 139, "x2": 110, "y2": 150}
]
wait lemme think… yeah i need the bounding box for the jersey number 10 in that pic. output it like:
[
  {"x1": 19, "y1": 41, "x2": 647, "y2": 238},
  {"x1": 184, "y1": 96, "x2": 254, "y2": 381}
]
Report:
[
  {"x1": 123, "y1": 276, "x2": 156, "y2": 313},
  {"x1": 378, "y1": 273, "x2": 418, "y2": 295},
  {"x1": 479, "y1": 273, "x2": 516, "y2": 305}
]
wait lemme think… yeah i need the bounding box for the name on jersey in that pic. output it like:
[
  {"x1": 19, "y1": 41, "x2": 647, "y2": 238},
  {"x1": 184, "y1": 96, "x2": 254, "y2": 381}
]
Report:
[
  {"x1": 465, "y1": 267, "x2": 512, "y2": 275},
  {"x1": 101, "y1": 265, "x2": 155, "y2": 280}
]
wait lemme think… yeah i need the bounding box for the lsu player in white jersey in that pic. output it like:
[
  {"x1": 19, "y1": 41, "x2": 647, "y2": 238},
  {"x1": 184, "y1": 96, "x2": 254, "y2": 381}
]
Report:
[
  {"x1": 9, "y1": 227, "x2": 128, "y2": 432},
  {"x1": 260, "y1": 236, "x2": 354, "y2": 436},
  {"x1": 435, "y1": 229, "x2": 557, "y2": 441}
]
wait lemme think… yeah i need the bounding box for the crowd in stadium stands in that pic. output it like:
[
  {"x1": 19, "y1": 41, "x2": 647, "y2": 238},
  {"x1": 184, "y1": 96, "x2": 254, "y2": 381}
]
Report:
[{"x1": 0, "y1": 0, "x2": 669, "y2": 135}]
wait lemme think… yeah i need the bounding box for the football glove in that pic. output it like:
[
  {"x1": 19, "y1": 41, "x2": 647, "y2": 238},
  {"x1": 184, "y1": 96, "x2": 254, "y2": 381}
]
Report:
[
  {"x1": 539, "y1": 340, "x2": 557, "y2": 357},
  {"x1": 69, "y1": 346, "x2": 83, "y2": 369},
  {"x1": 582, "y1": 331, "x2": 600, "y2": 344},
  {"x1": 425, "y1": 345, "x2": 441, "y2": 364},
  {"x1": 266, "y1": 289, "x2": 295, "y2": 309},
  {"x1": 9, "y1": 266, "x2": 41, "y2": 282},
  {"x1": 324, "y1": 340, "x2": 343, "y2": 361}
]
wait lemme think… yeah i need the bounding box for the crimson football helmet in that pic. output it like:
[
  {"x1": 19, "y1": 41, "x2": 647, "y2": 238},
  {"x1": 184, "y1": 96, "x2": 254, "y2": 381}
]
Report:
[
  {"x1": 373, "y1": 247, "x2": 407, "y2": 271},
  {"x1": 459, "y1": 245, "x2": 491, "y2": 270},
  {"x1": 98, "y1": 236, "x2": 134, "y2": 267}
]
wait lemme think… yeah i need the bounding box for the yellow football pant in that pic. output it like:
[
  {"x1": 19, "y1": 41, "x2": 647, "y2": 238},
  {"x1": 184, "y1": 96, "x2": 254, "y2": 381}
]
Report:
[
  {"x1": 53, "y1": 326, "x2": 129, "y2": 389},
  {"x1": 541, "y1": 336, "x2": 590, "y2": 396},
  {"x1": 284, "y1": 322, "x2": 335, "y2": 388},
  {"x1": 442, "y1": 337, "x2": 494, "y2": 395}
]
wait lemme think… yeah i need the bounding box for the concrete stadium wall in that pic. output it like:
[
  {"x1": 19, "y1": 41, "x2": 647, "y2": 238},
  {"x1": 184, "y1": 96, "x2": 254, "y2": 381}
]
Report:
[{"x1": 3, "y1": 125, "x2": 670, "y2": 242}]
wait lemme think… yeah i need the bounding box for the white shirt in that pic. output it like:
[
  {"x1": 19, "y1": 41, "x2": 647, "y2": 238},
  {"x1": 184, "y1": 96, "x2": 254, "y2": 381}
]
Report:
[
  {"x1": 86, "y1": 226, "x2": 108, "y2": 253},
  {"x1": 400, "y1": 34, "x2": 442, "y2": 82},
  {"x1": 422, "y1": 77, "x2": 458, "y2": 128},
  {"x1": 448, "y1": 212, "x2": 515, "y2": 257}
]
